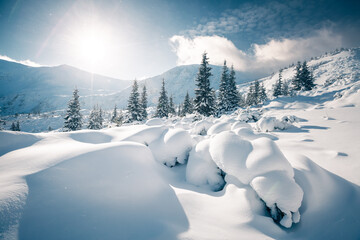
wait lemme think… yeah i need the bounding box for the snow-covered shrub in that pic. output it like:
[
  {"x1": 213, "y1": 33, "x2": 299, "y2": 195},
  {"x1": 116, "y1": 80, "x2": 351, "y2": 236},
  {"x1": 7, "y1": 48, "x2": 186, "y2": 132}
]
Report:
[
  {"x1": 186, "y1": 139, "x2": 225, "y2": 191},
  {"x1": 208, "y1": 131, "x2": 303, "y2": 228},
  {"x1": 207, "y1": 122, "x2": 232, "y2": 135},
  {"x1": 149, "y1": 128, "x2": 194, "y2": 167},
  {"x1": 236, "y1": 109, "x2": 262, "y2": 122},
  {"x1": 190, "y1": 119, "x2": 213, "y2": 135},
  {"x1": 145, "y1": 118, "x2": 164, "y2": 126},
  {"x1": 250, "y1": 171, "x2": 303, "y2": 228},
  {"x1": 230, "y1": 121, "x2": 251, "y2": 131},
  {"x1": 256, "y1": 116, "x2": 294, "y2": 132}
]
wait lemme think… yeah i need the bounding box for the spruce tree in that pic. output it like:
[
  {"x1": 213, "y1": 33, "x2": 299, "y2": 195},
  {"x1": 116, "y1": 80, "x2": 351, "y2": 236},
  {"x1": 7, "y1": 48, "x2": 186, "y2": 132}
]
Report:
[
  {"x1": 10, "y1": 121, "x2": 20, "y2": 131},
  {"x1": 253, "y1": 80, "x2": 260, "y2": 105},
  {"x1": 246, "y1": 84, "x2": 255, "y2": 106},
  {"x1": 140, "y1": 85, "x2": 148, "y2": 120},
  {"x1": 155, "y1": 79, "x2": 169, "y2": 118},
  {"x1": 168, "y1": 95, "x2": 176, "y2": 116},
  {"x1": 292, "y1": 62, "x2": 302, "y2": 91},
  {"x1": 301, "y1": 61, "x2": 315, "y2": 91},
  {"x1": 217, "y1": 60, "x2": 229, "y2": 114},
  {"x1": 182, "y1": 91, "x2": 193, "y2": 116},
  {"x1": 64, "y1": 88, "x2": 82, "y2": 131},
  {"x1": 88, "y1": 105, "x2": 103, "y2": 130},
  {"x1": 111, "y1": 104, "x2": 118, "y2": 123},
  {"x1": 259, "y1": 83, "x2": 267, "y2": 103},
  {"x1": 194, "y1": 52, "x2": 216, "y2": 116},
  {"x1": 227, "y1": 65, "x2": 240, "y2": 111},
  {"x1": 273, "y1": 69, "x2": 283, "y2": 97},
  {"x1": 127, "y1": 80, "x2": 141, "y2": 122},
  {"x1": 282, "y1": 80, "x2": 290, "y2": 96}
]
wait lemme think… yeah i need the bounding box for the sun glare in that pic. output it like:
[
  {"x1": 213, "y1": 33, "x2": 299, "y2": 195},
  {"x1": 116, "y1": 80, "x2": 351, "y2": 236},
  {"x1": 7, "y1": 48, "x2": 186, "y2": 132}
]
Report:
[{"x1": 69, "y1": 23, "x2": 113, "y2": 66}]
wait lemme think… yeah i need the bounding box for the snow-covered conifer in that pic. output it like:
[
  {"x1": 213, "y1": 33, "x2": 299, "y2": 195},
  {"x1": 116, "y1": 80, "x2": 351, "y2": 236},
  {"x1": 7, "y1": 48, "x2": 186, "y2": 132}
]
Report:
[
  {"x1": 155, "y1": 79, "x2": 169, "y2": 118},
  {"x1": 273, "y1": 70, "x2": 283, "y2": 97},
  {"x1": 64, "y1": 88, "x2": 82, "y2": 131},
  {"x1": 169, "y1": 95, "x2": 176, "y2": 116},
  {"x1": 127, "y1": 80, "x2": 142, "y2": 122},
  {"x1": 88, "y1": 105, "x2": 103, "y2": 130},
  {"x1": 227, "y1": 65, "x2": 240, "y2": 111},
  {"x1": 140, "y1": 85, "x2": 148, "y2": 120},
  {"x1": 194, "y1": 52, "x2": 216, "y2": 116},
  {"x1": 217, "y1": 60, "x2": 229, "y2": 114}
]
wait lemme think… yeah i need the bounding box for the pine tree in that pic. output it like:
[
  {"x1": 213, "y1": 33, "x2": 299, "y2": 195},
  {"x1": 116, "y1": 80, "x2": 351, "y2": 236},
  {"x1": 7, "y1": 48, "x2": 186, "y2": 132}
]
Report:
[
  {"x1": 127, "y1": 80, "x2": 141, "y2": 122},
  {"x1": 182, "y1": 91, "x2": 193, "y2": 116},
  {"x1": 155, "y1": 79, "x2": 169, "y2": 118},
  {"x1": 259, "y1": 83, "x2": 267, "y2": 103},
  {"x1": 88, "y1": 105, "x2": 103, "y2": 130},
  {"x1": 64, "y1": 88, "x2": 82, "y2": 131},
  {"x1": 10, "y1": 121, "x2": 20, "y2": 131},
  {"x1": 168, "y1": 95, "x2": 176, "y2": 116},
  {"x1": 217, "y1": 60, "x2": 229, "y2": 114},
  {"x1": 246, "y1": 83, "x2": 255, "y2": 106},
  {"x1": 227, "y1": 65, "x2": 240, "y2": 111},
  {"x1": 111, "y1": 104, "x2": 118, "y2": 123},
  {"x1": 292, "y1": 62, "x2": 302, "y2": 91},
  {"x1": 253, "y1": 80, "x2": 260, "y2": 105},
  {"x1": 301, "y1": 61, "x2": 315, "y2": 91},
  {"x1": 177, "y1": 104, "x2": 182, "y2": 116},
  {"x1": 273, "y1": 69, "x2": 283, "y2": 97},
  {"x1": 140, "y1": 85, "x2": 148, "y2": 120},
  {"x1": 282, "y1": 80, "x2": 290, "y2": 96},
  {"x1": 194, "y1": 52, "x2": 216, "y2": 116}
]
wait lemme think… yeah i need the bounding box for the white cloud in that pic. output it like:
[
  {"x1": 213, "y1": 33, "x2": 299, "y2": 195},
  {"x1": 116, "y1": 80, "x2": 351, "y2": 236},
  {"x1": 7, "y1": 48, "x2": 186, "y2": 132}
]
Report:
[
  {"x1": 169, "y1": 35, "x2": 250, "y2": 69},
  {"x1": 170, "y1": 28, "x2": 343, "y2": 74},
  {"x1": 0, "y1": 55, "x2": 43, "y2": 67}
]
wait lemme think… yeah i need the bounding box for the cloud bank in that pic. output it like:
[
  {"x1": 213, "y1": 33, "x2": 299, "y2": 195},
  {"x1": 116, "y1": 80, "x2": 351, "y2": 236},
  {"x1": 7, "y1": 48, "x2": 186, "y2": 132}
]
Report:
[
  {"x1": 0, "y1": 55, "x2": 43, "y2": 67},
  {"x1": 170, "y1": 28, "x2": 342, "y2": 74}
]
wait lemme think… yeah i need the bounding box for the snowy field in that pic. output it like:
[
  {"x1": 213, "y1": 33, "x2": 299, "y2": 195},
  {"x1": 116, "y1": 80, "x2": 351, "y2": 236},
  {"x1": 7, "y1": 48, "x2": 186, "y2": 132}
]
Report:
[
  {"x1": 1, "y1": 93, "x2": 360, "y2": 239},
  {"x1": 1, "y1": 49, "x2": 360, "y2": 239}
]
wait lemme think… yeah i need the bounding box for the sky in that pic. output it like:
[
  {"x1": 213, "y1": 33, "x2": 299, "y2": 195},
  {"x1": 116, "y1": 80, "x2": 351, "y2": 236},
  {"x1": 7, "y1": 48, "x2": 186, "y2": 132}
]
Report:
[{"x1": 0, "y1": 0, "x2": 359, "y2": 80}]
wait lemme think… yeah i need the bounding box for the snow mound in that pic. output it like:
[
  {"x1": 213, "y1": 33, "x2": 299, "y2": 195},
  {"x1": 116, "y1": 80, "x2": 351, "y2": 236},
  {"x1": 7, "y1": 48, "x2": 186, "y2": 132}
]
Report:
[
  {"x1": 122, "y1": 126, "x2": 167, "y2": 145},
  {"x1": 0, "y1": 131, "x2": 42, "y2": 156},
  {"x1": 149, "y1": 128, "x2": 194, "y2": 167},
  {"x1": 250, "y1": 171, "x2": 304, "y2": 228},
  {"x1": 69, "y1": 131, "x2": 112, "y2": 144},
  {"x1": 209, "y1": 131, "x2": 253, "y2": 182},
  {"x1": 256, "y1": 116, "x2": 293, "y2": 132},
  {"x1": 207, "y1": 122, "x2": 232, "y2": 135},
  {"x1": 186, "y1": 139, "x2": 225, "y2": 191},
  {"x1": 145, "y1": 118, "x2": 164, "y2": 126},
  {"x1": 190, "y1": 119, "x2": 213, "y2": 135},
  {"x1": 230, "y1": 121, "x2": 251, "y2": 130}
]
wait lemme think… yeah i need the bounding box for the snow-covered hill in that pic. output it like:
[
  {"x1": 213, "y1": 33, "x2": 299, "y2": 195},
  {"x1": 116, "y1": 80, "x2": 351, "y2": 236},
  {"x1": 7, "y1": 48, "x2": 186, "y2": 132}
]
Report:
[
  {"x1": 0, "y1": 60, "x2": 259, "y2": 116},
  {"x1": 0, "y1": 61, "x2": 132, "y2": 116}
]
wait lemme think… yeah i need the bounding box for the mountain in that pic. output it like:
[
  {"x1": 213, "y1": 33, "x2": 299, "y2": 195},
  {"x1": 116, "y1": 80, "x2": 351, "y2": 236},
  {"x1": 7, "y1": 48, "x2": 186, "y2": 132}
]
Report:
[
  {"x1": 0, "y1": 61, "x2": 259, "y2": 115},
  {"x1": 1, "y1": 47, "x2": 359, "y2": 118},
  {"x1": 0, "y1": 61, "x2": 132, "y2": 115}
]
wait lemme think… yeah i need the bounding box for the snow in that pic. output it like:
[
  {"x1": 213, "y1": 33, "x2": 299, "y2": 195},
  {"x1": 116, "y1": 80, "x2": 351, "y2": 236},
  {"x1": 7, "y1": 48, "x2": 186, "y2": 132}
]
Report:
[
  {"x1": 1, "y1": 48, "x2": 360, "y2": 239},
  {"x1": 186, "y1": 139, "x2": 225, "y2": 191},
  {"x1": 149, "y1": 128, "x2": 194, "y2": 167}
]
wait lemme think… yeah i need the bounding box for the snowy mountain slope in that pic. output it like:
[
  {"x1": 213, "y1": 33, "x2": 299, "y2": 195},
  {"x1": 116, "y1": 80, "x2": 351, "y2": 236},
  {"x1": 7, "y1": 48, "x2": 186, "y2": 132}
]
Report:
[{"x1": 0, "y1": 61, "x2": 132, "y2": 115}]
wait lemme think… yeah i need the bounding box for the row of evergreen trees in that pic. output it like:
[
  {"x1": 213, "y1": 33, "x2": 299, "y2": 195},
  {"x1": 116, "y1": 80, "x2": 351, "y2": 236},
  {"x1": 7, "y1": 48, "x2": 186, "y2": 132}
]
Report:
[{"x1": 63, "y1": 54, "x2": 315, "y2": 131}]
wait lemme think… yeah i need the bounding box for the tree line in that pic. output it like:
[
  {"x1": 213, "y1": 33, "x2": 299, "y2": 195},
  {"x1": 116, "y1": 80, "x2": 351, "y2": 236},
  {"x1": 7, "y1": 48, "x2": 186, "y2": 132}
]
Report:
[{"x1": 62, "y1": 52, "x2": 315, "y2": 131}]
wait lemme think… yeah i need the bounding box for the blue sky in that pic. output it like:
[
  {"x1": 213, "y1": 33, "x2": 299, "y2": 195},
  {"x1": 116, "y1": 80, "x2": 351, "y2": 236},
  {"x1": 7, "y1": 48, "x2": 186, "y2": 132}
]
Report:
[{"x1": 0, "y1": 0, "x2": 359, "y2": 79}]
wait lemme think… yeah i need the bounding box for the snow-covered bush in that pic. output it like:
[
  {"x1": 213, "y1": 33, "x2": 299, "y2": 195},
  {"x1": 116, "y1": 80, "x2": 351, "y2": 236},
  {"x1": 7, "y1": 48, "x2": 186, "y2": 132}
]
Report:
[
  {"x1": 208, "y1": 131, "x2": 303, "y2": 228},
  {"x1": 186, "y1": 139, "x2": 225, "y2": 191},
  {"x1": 207, "y1": 122, "x2": 232, "y2": 135},
  {"x1": 190, "y1": 119, "x2": 213, "y2": 135},
  {"x1": 236, "y1": 109, "x2": 262, "y2": 122},
  {"x1": 256, "y1": 116, "x2": 296, "y2": 132},
  {"x1": 149, "y1": 128, "x2": 194, "y2": 167}
]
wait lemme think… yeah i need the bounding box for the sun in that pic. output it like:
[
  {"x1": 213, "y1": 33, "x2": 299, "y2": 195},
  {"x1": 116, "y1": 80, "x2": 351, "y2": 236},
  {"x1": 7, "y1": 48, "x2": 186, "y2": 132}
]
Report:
[{"x1": 69, "y1": 23, "x2": 113, "y2": 66}]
